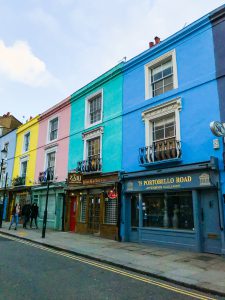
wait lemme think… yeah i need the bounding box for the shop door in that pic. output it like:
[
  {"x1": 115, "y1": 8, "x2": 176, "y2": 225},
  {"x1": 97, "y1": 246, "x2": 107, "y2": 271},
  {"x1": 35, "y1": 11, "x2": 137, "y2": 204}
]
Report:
[
  {"x1": 70, "y1": 197, "x2": 77, "y2": 232},
  {"x1": 55, "y1": 194, "x2": 63, "y2": 230},
  {"x1": 201, "y1": 190, "x2": 222, "y2": 254},
  {"x1": 88, "y1": 194, "x2": 100, "y2": 233}
]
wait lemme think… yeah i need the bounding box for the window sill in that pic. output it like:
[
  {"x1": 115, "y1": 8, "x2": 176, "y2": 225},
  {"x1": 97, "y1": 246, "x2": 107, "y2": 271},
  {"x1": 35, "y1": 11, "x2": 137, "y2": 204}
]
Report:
[{"x1": 85, "y1": 120, "x2": 103, "y2": 130}]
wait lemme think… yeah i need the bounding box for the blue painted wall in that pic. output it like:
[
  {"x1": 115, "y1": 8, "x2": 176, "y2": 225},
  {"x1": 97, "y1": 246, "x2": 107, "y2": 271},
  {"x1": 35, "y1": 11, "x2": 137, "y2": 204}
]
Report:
[
  {"x1": 122, "y1": 16, "x2": 223, "y2": 173},
  {"x1": 0, "y1": 129, "x2": 17, "y2": 187}
]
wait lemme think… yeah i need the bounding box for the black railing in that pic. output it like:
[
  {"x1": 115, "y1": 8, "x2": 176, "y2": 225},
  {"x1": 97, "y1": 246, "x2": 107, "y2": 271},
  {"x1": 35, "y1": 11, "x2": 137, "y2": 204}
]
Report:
[
  {"x1": 77, "y1": 155, "x2": 102, "y2": 173},
  {"x1": 12, "y1": 176, "x2": 26, "y2": 186},
  {"x1": 38, "y1": 167, "x2": 54, "y2": 183},
  {"x1": 139, "y1": 139, "x2": 181, "y2": 165}
]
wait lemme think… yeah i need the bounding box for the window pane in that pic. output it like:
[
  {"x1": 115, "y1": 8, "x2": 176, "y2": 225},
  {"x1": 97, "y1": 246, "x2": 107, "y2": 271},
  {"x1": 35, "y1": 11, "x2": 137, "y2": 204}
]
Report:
[
  {"x1": 50, "y1": 118, "x2": 58, "y2": 141},
  {"x1": 89, "y1": 94, "x2": 102, "y2": 124},
  {"x1": 80, "y1": 194, "x2": 87, "y2": 222},
  {"x1": 142, "y1": 192, "x2": 194, "y2": 230},
  {"x1": 104, "y1": 197, "x2": 118, "y2": 225},
  {"x1": 88, "y1": 137, "x2": 100, "y2": 158}
]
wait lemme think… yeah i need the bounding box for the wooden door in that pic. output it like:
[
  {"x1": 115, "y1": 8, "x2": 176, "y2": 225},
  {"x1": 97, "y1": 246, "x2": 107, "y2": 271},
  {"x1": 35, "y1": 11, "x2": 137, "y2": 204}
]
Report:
[{"x1": 88, "y1": 194, "x2": 100, "y2": 233}]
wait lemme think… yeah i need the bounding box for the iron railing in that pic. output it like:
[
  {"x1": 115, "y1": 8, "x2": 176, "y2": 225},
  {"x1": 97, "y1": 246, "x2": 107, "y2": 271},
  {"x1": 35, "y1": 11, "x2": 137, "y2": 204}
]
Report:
[
  {"x1": 77, "y1": 155, "x2": 102, "y2": 173},
  {"x1": 12, "y1": 176, "x2": 26, "y2": 186},
  {"x1": 139, "y1": 138, "x2": 181, "y2": 165},
  {"x1": 38, "y1": 167, "x2": 54, "y2": 183}
]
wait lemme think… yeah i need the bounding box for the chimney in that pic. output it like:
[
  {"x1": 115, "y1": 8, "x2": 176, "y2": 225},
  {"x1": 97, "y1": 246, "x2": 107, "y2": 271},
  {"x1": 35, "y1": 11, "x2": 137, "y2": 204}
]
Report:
[
  {"x1": 154, "y1": 36, "x2": 160, "y2": 45},
  {"x1": 6, "y1": 112, "x2": 10, "y2": 116},
  {"x1": 149, "y1": 41, "x2": 154, "y2": 48},
  {"x1": 29, "y1": 116, "x2": 33, "y2": 121}
]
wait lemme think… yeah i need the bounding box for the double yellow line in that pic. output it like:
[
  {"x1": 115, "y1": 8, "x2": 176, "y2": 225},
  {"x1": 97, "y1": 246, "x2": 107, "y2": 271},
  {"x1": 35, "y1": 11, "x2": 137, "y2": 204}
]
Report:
[{"x1": 0, "y1": 233, "x2": 216, "y2": 300}]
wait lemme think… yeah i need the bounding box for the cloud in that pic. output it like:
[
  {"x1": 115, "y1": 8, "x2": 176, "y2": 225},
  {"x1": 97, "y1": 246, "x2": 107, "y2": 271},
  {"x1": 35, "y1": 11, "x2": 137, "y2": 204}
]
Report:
[{"x1": 0, "y1": 40, "x2": 57, "y2": 87}]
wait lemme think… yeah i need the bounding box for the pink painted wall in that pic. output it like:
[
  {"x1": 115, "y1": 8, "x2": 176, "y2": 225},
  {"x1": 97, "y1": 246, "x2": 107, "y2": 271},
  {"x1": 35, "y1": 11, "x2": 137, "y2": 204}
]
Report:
[{"x1": 35, "y1": 97, "x2": 71, "y2": 183}]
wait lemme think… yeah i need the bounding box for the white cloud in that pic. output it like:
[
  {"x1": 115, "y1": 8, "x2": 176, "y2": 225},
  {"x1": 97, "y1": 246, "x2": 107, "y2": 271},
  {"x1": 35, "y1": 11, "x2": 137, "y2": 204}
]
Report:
[{"x1": 0, "y1": 40, "x2": 57, "y2": 87}]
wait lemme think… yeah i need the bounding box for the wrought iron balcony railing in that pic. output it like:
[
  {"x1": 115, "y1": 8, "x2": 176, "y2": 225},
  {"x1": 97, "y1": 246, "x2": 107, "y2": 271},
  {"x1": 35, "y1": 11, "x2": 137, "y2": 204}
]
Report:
[
  {"x1": 12, "y1": 176, "x2": 26, "y2": 186},
  {"x1": 77, "y1": 155, "x2": 102, "y2": 173},
  {"x1": 38, "y1": 167, "x2": 54, "y2": 183},
  {"x1": 139, "y1": 138, "x2": 181, "y2": 165}
]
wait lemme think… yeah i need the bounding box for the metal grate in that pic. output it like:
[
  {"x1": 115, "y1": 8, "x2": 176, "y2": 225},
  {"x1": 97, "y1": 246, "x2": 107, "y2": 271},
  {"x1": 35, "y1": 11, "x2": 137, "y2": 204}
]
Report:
[
  {"x1": 80, "y1": 195, "x2": 87, "y2": 223},
  {"x1": 104, "y1": 198, "x2": 118, "y2": 225}
]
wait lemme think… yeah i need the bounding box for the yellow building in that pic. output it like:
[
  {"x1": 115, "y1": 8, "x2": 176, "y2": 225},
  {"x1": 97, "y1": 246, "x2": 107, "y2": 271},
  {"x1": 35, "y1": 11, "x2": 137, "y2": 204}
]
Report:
[{"x1": 11, "y1": 116, "x2": 39, "y2": 208}]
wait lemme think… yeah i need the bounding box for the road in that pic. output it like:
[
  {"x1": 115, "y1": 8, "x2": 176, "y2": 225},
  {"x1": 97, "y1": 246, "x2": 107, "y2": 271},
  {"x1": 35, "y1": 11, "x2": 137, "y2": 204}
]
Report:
[{"x1": 0, "y1": 235, "x2": 221, "y2": 300}]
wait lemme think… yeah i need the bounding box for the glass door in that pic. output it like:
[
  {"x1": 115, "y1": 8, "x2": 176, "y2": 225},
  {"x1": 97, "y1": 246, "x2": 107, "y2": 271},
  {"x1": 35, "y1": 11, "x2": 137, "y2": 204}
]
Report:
[{"x1": 88, "y1": 194, "x2": 100, "y2": 233}]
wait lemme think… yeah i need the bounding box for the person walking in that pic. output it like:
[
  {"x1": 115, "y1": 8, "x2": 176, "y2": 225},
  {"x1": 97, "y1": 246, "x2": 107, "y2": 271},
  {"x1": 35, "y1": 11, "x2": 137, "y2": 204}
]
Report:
[
  {"x1": 9, "y1": 203, "x2": 21, "y2": 230},
  {"x1": 22, "y1": 202, "x2": 31, "y2": 229},
  {"x1": 30, "y1": 203, "x2": 39, "y2": 229}
]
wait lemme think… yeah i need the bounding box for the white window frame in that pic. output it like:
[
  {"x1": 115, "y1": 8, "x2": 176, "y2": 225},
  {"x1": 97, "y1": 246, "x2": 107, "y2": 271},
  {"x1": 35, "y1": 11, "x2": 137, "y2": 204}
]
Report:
[
  {"x1": 44, "y1": 146, "x2": 57, "y2": 178},
  {"x1": 85, "y1": 89, "x2": 103, "y2": 129},
  {"x1": 20, "y1": 156, "x2": 29, "y2": 178},
  {"x1": 47, "y1": 116, "x2": 59, "y2": 143},
  {"x1": 23, "y1": 131, "x2": 30, "y2": 153},
  {"x1": 145, "y1": 50, "x2": 178, "y2": 100},
  {"x1": 142, "y1": 98, "x2": 182, "y2": 148},
  {"x1": 82, "y1": 127, "x2": 103, "y2": 161}
]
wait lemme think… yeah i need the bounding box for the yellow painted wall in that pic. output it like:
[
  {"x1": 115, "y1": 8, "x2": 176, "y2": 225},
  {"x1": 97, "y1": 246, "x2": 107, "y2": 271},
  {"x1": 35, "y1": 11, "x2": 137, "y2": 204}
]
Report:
[{"x1": 12, "y1": 116, "x2": 39, "y2": 186}]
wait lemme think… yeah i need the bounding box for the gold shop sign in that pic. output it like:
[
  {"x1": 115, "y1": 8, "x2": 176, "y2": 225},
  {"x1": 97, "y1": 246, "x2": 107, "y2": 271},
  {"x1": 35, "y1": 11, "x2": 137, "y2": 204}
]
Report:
[
  {"x1": 68, "y1": 173, "x2": 83, "y2": 185},
  {"x1": 125, "y1": 172, "x2": 214, "y2": 192}
]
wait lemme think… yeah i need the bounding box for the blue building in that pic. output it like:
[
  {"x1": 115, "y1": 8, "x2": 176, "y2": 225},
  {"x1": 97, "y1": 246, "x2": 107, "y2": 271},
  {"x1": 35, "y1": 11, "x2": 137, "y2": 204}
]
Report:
[
  {"x1": 121, "y1": 5, "x2": 225, "y2": 254},
  {"x1": 0, "y1": 128, "x2": 18, "y2": 220}
]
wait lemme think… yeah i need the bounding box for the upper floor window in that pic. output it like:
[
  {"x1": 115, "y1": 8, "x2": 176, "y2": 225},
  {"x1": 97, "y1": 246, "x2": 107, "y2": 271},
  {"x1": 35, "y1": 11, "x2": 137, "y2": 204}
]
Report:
[
  {"x1": 21, "y1": 160, "x2": 28, "y2": 178},
  {"x1": 3, "y1": 142, "x2": 9, "y2": 158},
  {"x1": 139, "y1": 99, "x2": 181, "y2": 165},
  {"x1": 145, "y1": 50, "x2": 178, "y2": 99},
  {"x1": 87, "y1": 137, "x2": 100, "y2": 160},
  {"x1": 23, "y1": 132, "x2": 30, "y2": 152},
  {"x1": 85, "y1": 91, "x2": 103, "y2": 128},
  {"x1": 49, "y1": 117, "x2": 58, "y2": 142},
  {"x1": 46, "y1": 150, "x2": 56, "y2": 180}
]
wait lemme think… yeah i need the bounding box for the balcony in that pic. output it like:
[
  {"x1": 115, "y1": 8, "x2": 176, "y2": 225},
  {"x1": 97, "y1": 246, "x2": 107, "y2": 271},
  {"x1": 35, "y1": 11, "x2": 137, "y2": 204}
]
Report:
[
  {"x1": 77, "y1": 155, "x2": 102, "y2": 173},
  {"x1": 139, "y1": 138, "x2": 181, "y2": 166},
  {"x1": 12, "y1": 176, "x2": 26, "y2": 186},
  {"x1": 38, "y1": 167, "x2": 54, "y2": 183}
]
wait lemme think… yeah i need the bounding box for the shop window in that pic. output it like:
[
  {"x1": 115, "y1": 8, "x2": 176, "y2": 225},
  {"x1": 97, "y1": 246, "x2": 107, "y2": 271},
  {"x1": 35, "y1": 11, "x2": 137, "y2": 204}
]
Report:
[
  {"x1": 131, "y1": 195, "x2": 139, "y2": 227},
  {"x1": 104, "y1": 197, "x2": 118, "y2": 225},
  {"x1": 79, "y1": 194, "x2": 87, "y2": 223},
  {"x1": 142, "y1": 192, "x2": 194, "y2": 230}
]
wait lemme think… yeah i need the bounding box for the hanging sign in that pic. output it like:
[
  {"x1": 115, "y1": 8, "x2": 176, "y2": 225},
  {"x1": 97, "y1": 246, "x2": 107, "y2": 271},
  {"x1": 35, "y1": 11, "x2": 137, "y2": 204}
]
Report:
[
  {"x1": 210, "y1": 121, "x2": 225, "y2": 137},
  {"x1": 107, "y1": 189, "x2": 117, "y2": 199}
]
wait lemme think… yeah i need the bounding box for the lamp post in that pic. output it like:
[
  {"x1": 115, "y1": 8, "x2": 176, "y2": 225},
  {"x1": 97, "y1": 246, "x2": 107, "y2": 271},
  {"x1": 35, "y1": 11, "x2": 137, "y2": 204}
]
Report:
[
  {"x1": 42, "y1": 167, "x2": 53, "y2": 238},
  {"x1": 0, "y1": 146, "x2": 8, "y2": 228}
]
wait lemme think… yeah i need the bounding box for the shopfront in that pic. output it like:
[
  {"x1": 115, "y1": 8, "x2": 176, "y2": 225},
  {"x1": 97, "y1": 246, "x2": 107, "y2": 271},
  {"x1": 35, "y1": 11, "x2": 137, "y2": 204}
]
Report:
[
  {"x1": 66, "y1": 172, "x2": 120, "y2": 240},
  {"x1": 121, "y1": 162, "x2": 224, "y2": 254}
]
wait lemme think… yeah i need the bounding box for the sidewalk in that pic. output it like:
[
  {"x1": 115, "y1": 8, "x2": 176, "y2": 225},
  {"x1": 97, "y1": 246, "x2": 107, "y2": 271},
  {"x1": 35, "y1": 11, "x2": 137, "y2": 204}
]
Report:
[{"x1": 1, "y1": 222, "x2": 225, "y2": 297}]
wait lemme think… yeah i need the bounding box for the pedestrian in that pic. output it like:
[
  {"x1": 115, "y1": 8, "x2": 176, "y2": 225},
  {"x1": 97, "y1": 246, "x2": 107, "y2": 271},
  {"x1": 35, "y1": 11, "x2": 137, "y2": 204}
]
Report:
[
  {"x1": 30, "y1": 202, "x2": 39, "y2": 229},
  {"x1": 9, "y1": 203, "x2": 21, "y2": 230},
  {"x1": 22, "y1": 202, "x2": 31, "y2": 229}
]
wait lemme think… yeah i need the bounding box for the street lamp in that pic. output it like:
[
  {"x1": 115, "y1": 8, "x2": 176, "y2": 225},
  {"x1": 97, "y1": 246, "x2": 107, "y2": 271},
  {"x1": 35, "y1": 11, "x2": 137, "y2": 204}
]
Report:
[
  {"x1": 42, "y1": 167, "x2": 53, "y2": 238},
  {"x1": 0, "y1": 146, "x2": 8, "y2": 228}
]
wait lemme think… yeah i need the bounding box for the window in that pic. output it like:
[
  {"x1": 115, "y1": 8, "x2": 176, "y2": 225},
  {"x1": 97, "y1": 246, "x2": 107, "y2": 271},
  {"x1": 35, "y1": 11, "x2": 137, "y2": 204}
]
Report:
[
  {"x1": 46, "y1": 151, "x2": 56, "y2": 179},
  {"x1": 104, "y1": 197, "x2": 118, "y2": 225},
  {"x1": 21, "y1": 160, "x2": 28, "y2": 178},
  {"x1": 87, "y1": 137, "x2": 100, "y2": 159},
  {"x1": 145, "y1": 50, "x2": 178, "y2": 99},
  {"x1": 86, "y1": 91, "x2": 102, "y2": 128},
  {"x1": 142, "y1": 192, "x2": 194, "y2": 230},
  {"x1": 79, "y1": 194, "x2": 87, "y2": 222},
  {"x1": 3, "y1": 142, "x2": 9, "y2": 158},
  {"x1": 23, "y1": 132, "x2": 30, "y2": 152},
  {"x1": 139, "y1": 99, "x2": 181, "y2": 164},
  {"x1": 49, "y1": 117, "x2": 58, "y2": 141}
]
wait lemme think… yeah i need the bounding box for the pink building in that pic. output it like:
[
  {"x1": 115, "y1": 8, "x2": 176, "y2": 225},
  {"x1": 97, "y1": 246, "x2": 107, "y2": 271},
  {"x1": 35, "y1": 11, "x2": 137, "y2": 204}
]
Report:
[{"x1": 33, "y1": 97, "x2": 71, "y2": 230}]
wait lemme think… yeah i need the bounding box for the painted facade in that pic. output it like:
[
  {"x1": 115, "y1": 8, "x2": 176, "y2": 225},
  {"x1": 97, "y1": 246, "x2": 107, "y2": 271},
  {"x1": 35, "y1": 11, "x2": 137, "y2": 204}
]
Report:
[
  {"x1": 0, "y1": 129, "x2": 17, "y2": 219},
  {"x1": 33, "y1": 97, "x2": 71, "y2": 230},
  {"x1": 11, "y1": 116, "x2": 39, "y2": 211},
  {"x1": 67, "y1": 64, "x2": 123, "y2": 239},
  {"x1": 121, "y1": 8, "x2": 225, "y2": 254}
]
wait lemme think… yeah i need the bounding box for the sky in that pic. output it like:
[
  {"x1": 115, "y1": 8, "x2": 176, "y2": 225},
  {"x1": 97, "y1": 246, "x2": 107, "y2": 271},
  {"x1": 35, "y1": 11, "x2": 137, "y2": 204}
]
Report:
[{"x1": 0, "y1": 0, "x2": 224, "y2": 122}]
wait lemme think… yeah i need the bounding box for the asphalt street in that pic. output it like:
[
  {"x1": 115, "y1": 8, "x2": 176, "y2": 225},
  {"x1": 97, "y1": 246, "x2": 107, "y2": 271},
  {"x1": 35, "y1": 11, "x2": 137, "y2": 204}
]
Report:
[{"x1": 0, "y1": 235, "x2": 222, "y2": 300}]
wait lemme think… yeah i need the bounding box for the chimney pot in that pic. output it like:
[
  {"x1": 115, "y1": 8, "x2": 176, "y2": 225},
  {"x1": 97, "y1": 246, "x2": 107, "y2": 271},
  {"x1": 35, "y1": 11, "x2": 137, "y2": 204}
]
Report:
[
  {"x1": 149, "y1": 41, "x2": 154, "y2": 48},
  {"x1": 154, "y1": 36, "x2": 160, "y2": 44}
]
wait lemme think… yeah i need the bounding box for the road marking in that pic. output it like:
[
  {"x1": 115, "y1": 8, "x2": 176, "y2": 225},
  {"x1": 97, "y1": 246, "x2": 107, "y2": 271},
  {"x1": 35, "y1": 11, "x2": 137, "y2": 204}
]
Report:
[{"x1": 0, "y1": 233, "x2": 216, "y2": 300}]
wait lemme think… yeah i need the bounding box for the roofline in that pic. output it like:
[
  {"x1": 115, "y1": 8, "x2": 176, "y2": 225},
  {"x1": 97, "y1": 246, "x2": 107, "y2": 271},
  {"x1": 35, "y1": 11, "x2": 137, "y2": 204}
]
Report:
[
  {"x1": 70, "y1": 62, "x2": 124, "y2": 102},
  {"x1": 39, "y1": 96, "x2": 71, "y2": 121}
]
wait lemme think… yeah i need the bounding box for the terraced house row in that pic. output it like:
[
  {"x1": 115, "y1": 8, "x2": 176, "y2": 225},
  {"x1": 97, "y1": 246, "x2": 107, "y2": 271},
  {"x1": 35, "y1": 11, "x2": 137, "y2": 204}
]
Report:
[{"x1": 1, "y1": 5, "x2": 225, "y2": 255}]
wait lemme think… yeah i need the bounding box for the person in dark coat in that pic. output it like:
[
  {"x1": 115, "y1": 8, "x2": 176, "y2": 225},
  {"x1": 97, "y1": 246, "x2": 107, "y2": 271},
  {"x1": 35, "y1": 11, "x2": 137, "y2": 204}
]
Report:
[
  {"x1": 22, "y1": 202, "x2": 31, "y2": 229},
  {"x1": 30, "y1": 203, "x2": 39, "y2": 229}
]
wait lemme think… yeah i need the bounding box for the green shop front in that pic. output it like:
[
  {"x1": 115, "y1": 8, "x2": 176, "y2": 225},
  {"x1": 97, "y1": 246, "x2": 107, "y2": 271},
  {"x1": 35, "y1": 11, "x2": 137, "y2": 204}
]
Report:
[
  {"x1": 32, "y1": 183, "x2": 66, "y2": 230},
  {"x1": 121, "y1": 160, "x2": 224, "y2": 254}
]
